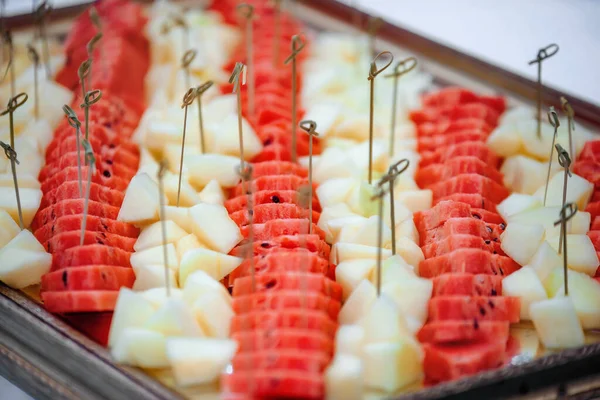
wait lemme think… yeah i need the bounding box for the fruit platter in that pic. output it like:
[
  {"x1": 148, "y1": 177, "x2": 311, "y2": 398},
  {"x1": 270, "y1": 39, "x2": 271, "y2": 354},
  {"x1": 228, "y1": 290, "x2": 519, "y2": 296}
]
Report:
[{"x1": 2, "y1": 0, "x2": 600, "y2": 399}]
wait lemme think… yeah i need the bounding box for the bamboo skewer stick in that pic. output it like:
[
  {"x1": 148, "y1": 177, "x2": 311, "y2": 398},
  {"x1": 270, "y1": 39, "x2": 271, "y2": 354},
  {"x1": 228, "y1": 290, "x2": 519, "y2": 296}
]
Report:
[
  {"x1": 80, "y1": 139, "x2": 96, "y2": 246},
  {"x1": 0, "y1": 141, "x2": 23, "y2": 229},
  {"x1": 177, "y1": 88, "x2": 197, "y2": 207},
  {"x1": 237, "y1": 4, "x2": 255, "y2": 117},
  {"x1": 384, "y1": 57, "x2": 417, "y2": 157},
  {"x1": 158, "y1": 160, "x2": 172, "y2": 297},
  {"x1": 543, "y1": 107, "x2": 560, "y2": 206},
  {"x1": 284, "y1": 35, "x2": 306, "y2": 163},
  {"x1": 528, "y1": 44, "x2": 559, "y2": 138},
  {"x1": 299, "y1": 120, "x2": 319, "y2": 234}
]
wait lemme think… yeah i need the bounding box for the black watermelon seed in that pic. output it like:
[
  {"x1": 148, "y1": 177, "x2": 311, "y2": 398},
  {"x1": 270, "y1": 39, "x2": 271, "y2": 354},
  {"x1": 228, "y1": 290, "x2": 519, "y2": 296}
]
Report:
[
  {"x1": 493, "y1": 237, "x2": 499, "y2": 242},
  {"x1": 265, "y1": 279, "x2": 277, "y2": 289},
  {"x1": 109, "y1": 143, "x2": 116, "y2": 149},
  {"x1": 260, "y1": 242, "x2": 270, "y2": 248},
  {"x1": 486, "y1": 226, "x2": 493, "y2": 233},
  {"x1": 485, "y1": 240, "x2": 491, "y2": 245},
  {"x1": 473, "y1": 213, "x2": 481, "y2": 219},
  {"x1": 103, "y1": 170, "x2": 111, "y2": 178},
  {"x1": 491, "y1": 288, "x2": 497, "y2": 296},
  {"x1": 473, "y1": 319, "x2": 479, "y2": 330},
  {"x1": 97, "y1": 239, "x2": 105, "y2": 245},
  {"x1": 105, "y1": 159, "x2": 113, "y2": 165},
  {"x1": 488, "y1": 300, "x2": 495, "y2": 309},
  {"x1": 271, "y1": 195, "x2": 280, "y2": 203},
  {"x1": 499, "y1": 267, "x2": 504, "y2": 276},
  {"x1": 264, "y1": 138, "x2": 273, "y2": 146},
  {"x1": 101, "y1": 272, "x2": 107, "y2": 281},
  {"x1": 479, "y1": 307, "x2": 486, "y2": 316},
  {"x1": 62, "y1": 271, "x2": 68, "y2": 287},
  {"x1": 500, "y1": 223, "x2": 506, "y2": 230}
]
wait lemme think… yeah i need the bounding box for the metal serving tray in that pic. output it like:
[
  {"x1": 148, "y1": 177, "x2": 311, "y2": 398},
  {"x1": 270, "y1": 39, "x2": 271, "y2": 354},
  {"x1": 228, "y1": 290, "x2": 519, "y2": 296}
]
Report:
[{"x1": 2, "y1": 1, "x2": 600, "y2": 399}]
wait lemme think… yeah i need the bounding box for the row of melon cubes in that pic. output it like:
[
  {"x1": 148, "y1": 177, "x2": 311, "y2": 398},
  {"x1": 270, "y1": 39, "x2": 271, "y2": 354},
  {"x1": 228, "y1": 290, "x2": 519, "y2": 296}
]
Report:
[{"x1": 410, "y1": 87, "x2": 520, "y2": 383}]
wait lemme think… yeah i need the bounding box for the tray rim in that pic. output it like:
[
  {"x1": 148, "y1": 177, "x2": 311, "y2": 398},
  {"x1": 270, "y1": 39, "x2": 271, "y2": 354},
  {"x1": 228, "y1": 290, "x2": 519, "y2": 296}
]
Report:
[{"x1": 2, "y1": 1, "x2": 600, "y2": 399}]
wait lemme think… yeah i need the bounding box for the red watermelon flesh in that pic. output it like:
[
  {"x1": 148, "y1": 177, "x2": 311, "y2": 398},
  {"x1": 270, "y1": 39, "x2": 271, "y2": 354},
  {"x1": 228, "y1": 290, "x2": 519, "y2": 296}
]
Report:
[
  {"x1": 32, "y1": 199, "x2": 120, "y2": 232},
  {"x1": 251, "y1": 143, "x2": 292, "y2": 163},
  {"x1": 434, "y1": 193, "x2": 498, "y2": 213},
  {"x1": 44, "y1": 231, "x2": 136, "y2": 253},
  {"x1": 417, "y1": 118, "x2": 493, "y2": 137},
  {"x1": 232, "y1": 272, "x2": 342, "y2": 300},
  {"x1": 41, "y1": 168, "x2": 129, "y2": 195},
  {"x1": 39, "y1": 152, "x2": 137, "y2": 182},
  {"x1": 410, "y1": 103, "x2": 500, "y2": 127},
  {"x1": 46, "y1": 136, "x2": 138, "y2": 164},
  {"x1": 241, "y1": 219, "x2": 326, "y2": 241},
  {"x1": 61, "y1": 312, "x2": 113, "y2": 346},
  {"x1": 230, "y1": 309, "x2": 337, "y2": 336},
  {"x1": 418, "y1": 320, "x2": 510, "y2": 344},
  {"x1": 423, "y1": 340, "x2": 507, "y2": 383},
  {"x1": 225, "y1": 190, "x2": 322, "y2": 214},
  {"x1": 429, "y1": 174, "x2": 510, "y2": 204},
  {"x1": 419, "y1": 141, "x2": 500, "y2": 169},
  {"x1": 586, "y1": 201, "x2": 600, "y2": 220},
  {"x1": 34, "y1": 215, "x2": 139, "y2": 244},
  {"x1": 578, "y1": 140, "x2": 600, "y2": 163},
  {"x1": 432, "y1": 274, "x2": 502, "y2": 296},
  {"x1": 572, "y1": 160, "x2": 600, "y2": 184},
  {"x1": 230, "y1": 234, "x2": 330, "y2": 260},
  {"x1": 51, "y1": 245, "x2": 132, "y2": 271},
  {"x1": 420, "y1": 249, "x2": 520, "y2": 278},
  {"x1": 232, "y1": 328, "x2": 334, "y2": 354},
  {"x1": 39, "y1": 181, "x2": 125, "y2": 210},
  {"x1": 591, "y1": 190, "x2": 600, "y2": 203},
  {"x1": 421, "y1": 234, "x2": 504, "y2": 258},
  {"x1": 229, "y1": 252, "x2": 330, "y2": 283},
  {"x1": 231, "y1": 175, "x2": 315, "y2": 198},
  {"x1": 232, "y1": 350, "x2": 330, "y2": 373},
  {"x1": 233, "y1": 291, "x2": 341, "y2": 320},
  {"x1": 428, "y1": 296, "x2": 521, "y2": 323},
  {"x1": 222, "y1": 370, "x2": 323, "y2": 400},
  {"x1": 470, "y1": 208, "x2": 504, "y2": 225},
  {"x1": 252, "y1": 161, "x2": 308, "y2": 178},
  {"x1": 415, "y1": 157, "x2": 504, "y2": 188},
  {"x1": 414, "y1": 201, "x2": 472, "y2": 232},
  {"x1": 588, "y1": 231, "x2": 600, "y2": 251},
  {"x1": 421, "y1": 87, "x2": 480, "y2": 110},
  {"x1": 417, "y1": 130, "x2": 489, "y2": 153},
  {"x1": 42, "y1": 290, "x2": 119, "y2": 313},
  {"x1": 420, "y1": 218, "x2": 503, "y2": 247},
  {"x1": 592, "y1": 216, "x2": 600, "y2": 231},
  {"x1": 41, "y1": 266, "x2": 135, "y2": 292},
  {"x1": 230, "y1": 203, "x2": 320, "y2": 226}
]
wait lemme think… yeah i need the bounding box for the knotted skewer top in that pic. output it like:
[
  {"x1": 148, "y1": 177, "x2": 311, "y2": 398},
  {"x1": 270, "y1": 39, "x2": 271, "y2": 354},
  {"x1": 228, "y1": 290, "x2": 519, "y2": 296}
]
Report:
[
  {"x1": 182, "y1": 49, "x2": 197, "y2": 69},
  {"x1": 181, "y1": 87, "x2": 196, "y2": 108},
  {"x1": 368, "y1": 51, "x2": 393, "y2": 80},
  {"x1": 384, "y1": 56, "x2": 417, "y2": 79},
  {"x1": 80, "y1": 89, "x2": 102, "y2": 109},
  {"x1": 0, "y1": 141, "x2": 18, "y2": 164},
  {"x1": 284, "y1": 35, "x2": 306, "y2": 65},
  {"x1": 528, "y1": 43, "x2": 559, "y2": 65},
  {"x1": 0, "y1": 92, "x2": 28, "y2": 116},
  {"x1": 555, "y1": 143, "x2": 572, "y2": 176},
  {"x1": 196, "y1": 81, "x2": 214, "y2": 96},
  {"x1": 547, "y1": 106, "x2": 560, "y2": 129},
  {"x1": 63, "y1": 104, "x2": 82, "y2": 129}
]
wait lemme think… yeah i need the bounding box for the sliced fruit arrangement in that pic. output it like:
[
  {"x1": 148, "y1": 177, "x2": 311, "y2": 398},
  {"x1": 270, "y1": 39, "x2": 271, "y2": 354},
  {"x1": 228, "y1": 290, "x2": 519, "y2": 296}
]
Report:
[{"x1": 409, "y1": 87, "x2": 524, "y2": 384}]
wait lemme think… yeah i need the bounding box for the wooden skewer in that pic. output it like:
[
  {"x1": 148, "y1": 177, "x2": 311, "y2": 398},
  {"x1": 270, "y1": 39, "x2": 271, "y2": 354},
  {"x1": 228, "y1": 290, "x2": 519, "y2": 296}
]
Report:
[
  {"x1": 379, "y1": 159, "x2": 410, "y2": 255},
  {"x1": 229, "y1": 62, "x2": 247, "y2": 170},
  {"x1": 1, "y1": 93, "x2": 28, "y2": 150},
  {"x1": 0, "y1": 141, "x2": 23, "y2": 229},
  {"x1": 195, "y1": 81, "x2": 213, "y2": 154},
  {"x1": 181, "y1": 49, "x2": 197, "y2": 95},
  {"x1": 157, "y1": 159, "x2": 172, "y2": 297},
  {"x1": 35, "y1": 0, "x2": 52, "y2": 78},
  {"x1": 63, "y1": 105, "x2": 83, "y2": 197},
  {"x1": 297, "y1": 182, "x2": 312, "y2": 328},
  {"x1": 528, "y1": 43, "x2": 559, "y2": 138},
  {"x1": 3, "y1": 30, "x2": 14, "y2": 98},
  {"x1": 237, "y1": 4, "x2": 255, "y2": 117},
  {"x1": 367, "y1": 16, "x2": 383, "y2": 57},
  {"x1": 384, "y1": 57, "x2": 417, "y2": 157},
  {"x1": 561, "y1": 96, "x2": 575, "y2": 160},
  {"x1": 26, "y1": 44, "x2": 40, "y2": 120},
  {"x1": 86, "y1": 32, "x2": 102, "y2": 90},
  {"x1": 371, "y1": 183, "x2": 390, "y2": 296},
  {"x1": 553, "y1": 202, "x2": 578, "y2": 296},
  {"x1": 543, "y1": 106, "x2": 560, "y2": 206},
  {"x1": 177, "y1": 88, "x2": 196, "y2": 207},
  {"x1": 80, "y1": 138, "x2": 96, "y2": 246},
  {"x1": 237, "y1": 162, "x2": 255, "y2": 293},
  {"x1": 367, "y1": 51, "x2": 393, "y2": 184},
  {"x1": 555, "y1": 143, "x2": 572, "y2": 252},
  {"x1": 284, "y1": 35, "x2": 306, "y2": 163},
  {"x1": 299, "y1": 120, "x2": 319, "y2": 234},
  {"x1": 80, "y1": 89, "x2": 102, "y2": 141},
  {"x1": 88, "y1": 7, "x2": 104, "y2": 78},
  {"x1": 272, "y1": 0, "x2": 282, "y2": 68}
]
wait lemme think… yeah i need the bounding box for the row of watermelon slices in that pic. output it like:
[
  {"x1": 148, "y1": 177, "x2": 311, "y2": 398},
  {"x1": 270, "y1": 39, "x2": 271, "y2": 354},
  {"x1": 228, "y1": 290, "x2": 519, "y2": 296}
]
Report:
[
  {"x1": 212, "y1": 2, "x2": 334, "y2": 398},
  {"x1": 576, "y1": 141, "x2": 600, "y2": 278},
  {"x1": 34, "y1": 0, "x2": 150, "y2": 329},
  {"x1": 410, "y1": 87, "x2": 522, "y2": 383}
]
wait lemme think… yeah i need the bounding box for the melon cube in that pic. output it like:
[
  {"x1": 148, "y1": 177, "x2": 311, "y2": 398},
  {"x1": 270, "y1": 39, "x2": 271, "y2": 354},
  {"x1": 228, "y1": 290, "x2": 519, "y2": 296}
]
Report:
[
  {"x1": 325, "y1": 354, "x2": 364, "y2": 400},
  {"x1": 500, "y1": 223, "x2": 545, "y2": 266},
  {"x1": 189, "y1": 203, "x2": 242, "y2": 254},
  {"x1": 111, "y1": 328, "x2": 169, "y2": 368},
  {"x1": 336, "y1": 259, "x2": 376, "y2": 300},
  {"x1": 134, "y1": 220, "x2": 188, "y2": 252},
  {"x1": 360, "y1": 295, "x2": 410, "y2": 344},
  {"x1": 547, "y1": 234, "x2": 599, "y2": 276},
  {"x1": 530, "y1": 297, "x2": 585, "y2": 349},
  {"x1": 502, "y1": 266, "x2": 547, "y2": 320},
  {"x1": 339, "y1": 279, "x2": 377, "y2": 325},
  {"x1": 335, "y1": 325, "x2": 365, "y2": 357},
  {"x1": 363, "y1": 339, "x2": 423, "y2": 393}
]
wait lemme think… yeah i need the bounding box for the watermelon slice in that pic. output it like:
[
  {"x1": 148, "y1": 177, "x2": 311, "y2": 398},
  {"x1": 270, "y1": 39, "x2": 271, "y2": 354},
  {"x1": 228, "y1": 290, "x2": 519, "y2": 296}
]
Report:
[
  {"x1": 421, "y1": 234, "x2": 504, "y2": 258},
  {"x1": 592, "y1": 216, "x2": 600, "y2": 231},
  {"x1": 578, "y1": 140, "x2": 600, "y2": 163},
  {"x1": 232, "y1": 350, "x2": 330, "y2": 373},
  {"x1": 229, "y1": 252, "x2": 330, "y2": 283},
  {"x1": 419, "y1": 141, "x2": 500, "y2": 169},
  {"x1": 252, "y1": 161, "x2": 308, "y2": 178},
  {"x1": 44, "y1": 231, "x2": 136, "y2": 253},
  {"x1": 421, "y1": 88, "x2": 480, "y2": 110},
  {"x1": 222, "y1": 370, "x2": 323, "y2": 400},
  {"x1": 418, "y1": 320, "x2": 510, "y2": 344},
  {"x1": 417, "y1": 118, "x2": 493, "y2": 137},
  {"x1": 230, "y1": 203, "x2": 320, "y2": 226},
  {"x1": 32, "y1": 199, "x2": 120, "y2": 232},
  {"x1": 415, "y1": 157, "x2": 504, "y2": 188},
  {"x1": 61, "y1": 312, "x2": 113, "y2": 346},
  {"x1": 51, "y1": 245, "x2": 132, "y2": 271},
  {"x1": 45, "y1": 136, "x2": 138, "y2": 164},
  {"x1": 39, "y1": 181, "x2": 125, "y2": 210},
  {"x1": 232, "y1": 272, "x2": 342, "y2": 300},
  {"x1": 230, "y1": 175, "x2": 315, "y2": 198},
  {"x1": 251, "y1": 143, "x2": 292, "y2": 163},
  {"x1": 230, "y1": 234, "x2": 330, "y2": 260},
  {"x1": 572, "y1": 160, "x2": 600, "y2": 185},
  {"x1": 41, "y1": 266, "x2": 135, "y2": 292},
  {"x1": 428, "y1": 296, "x2": 521, "y2": 323},
  {"x1": 41, "y1": 169, "x2": 129, "y2": 197},
  {"x1": 586, "y1": 201, "x2": 600, "y2": 220},
  {"x1": 240, "y1": 219, "x2": 326, "y2": 241},
  {"x1": 423, "y1": 340, "x2": 507, "y2": 383},
  {"x1": 34, "y1": 215, "x2": 139, "y2": 244},
  {"x1": 232, "y1": 290, "x2": 341, "y2": 320},
  {"x1": 417, "y1": 130, "x2": 489, "y2": 153},
  {"x1": 432, "y1": 274, "x2": 502, "y2": 296},
  {"x1": 414, "y1": 200, "x2": 473, "y2": 232},
  {"x1": 434, "y1": 193, "x2": 498, "y2": 213},
  {"x1": 588, "y1": 231, "x2": 600, "y2": 251},
  {"x1": 42, "y1": 290, "x2": 119, "y2": 313},
  {"x1": 420, "y1": 218, "x2": 503, "y2": 247},
  {"x1": 230, "y1": 309, "x2": 337, "y2": 336},
  {"x1": 39, "y1": 152, "x2": 137, "y2": 183},
  {"x1": 419, "y1": 249, "x2": 520, "y2": 278},
  {"x1": 225, "y1": 190, "x2": 322, "y2": 214},
  {"x1": 429, "y1": 174, "x2": 509, "y2": 204},
  {"x1": 232, "y1": 328, "x2": 334, "y2": 354}
]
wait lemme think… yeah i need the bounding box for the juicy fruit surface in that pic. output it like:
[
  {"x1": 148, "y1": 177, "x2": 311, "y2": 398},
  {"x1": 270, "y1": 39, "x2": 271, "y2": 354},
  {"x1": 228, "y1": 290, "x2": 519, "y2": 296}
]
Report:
[
  {"x1": 232, "y1": 291, "x2": 341, "y2": 319},
  {"x1": 225, "y1": 190, "x2": 322, "y2": 214},
  {"x1": 32, "y1": 199, "x2": 120, "y2": 232},
  {"x1": 241, "y1": 219, "x2": 326, "y2": 241},
  {"x1": 41, "y1": 266, "x2": 135, "y2": 292},
  {"x1": 230, "y1": 309, "x2": 337, "y2": 337},
  {"x1": 421, "y1": 234, "x2": 504, "y2": 259},
  {"x1": 428, "y1": 296, "x2": 521, "y2": 323},
  {"x1": 418, "y1": 320, "x2": 510, "y2": 344},
  {"x1": 34, "y1": 215, "x2": 139, "y2": 244},
  {"x1": 420, "y1": 249, "x2": 519, "y2": 278},
  {"x1": 232, "y1": 272, "x2": 342, "y2": 300},
  {"x1": 42, "y1": 290, "x2": 120, "y2": 313},
  {"x1": 232, "y1": 329, "x2": 334, "y2": 354},
  {"x1": 232, "y1": 350, "x2": 330, "y2": 373},
  {"x1": 51, "y1": 245, "x2": 132, "y2": 271},
  {"x1": 230, "y1": 234, "x2": 330, "y2": 260},
  {"x1": 229, "y1": 203, "x2": 320, "y2": 226},
  {"x1": 44, "y1": 231, "x2": 137, "y2": 253},
  {"x1": 222, "y1": 370, "x2": 324, "y2": 400},
  {"x1": 432, "y1": 274, "x2": 502, "y2": 296}
]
